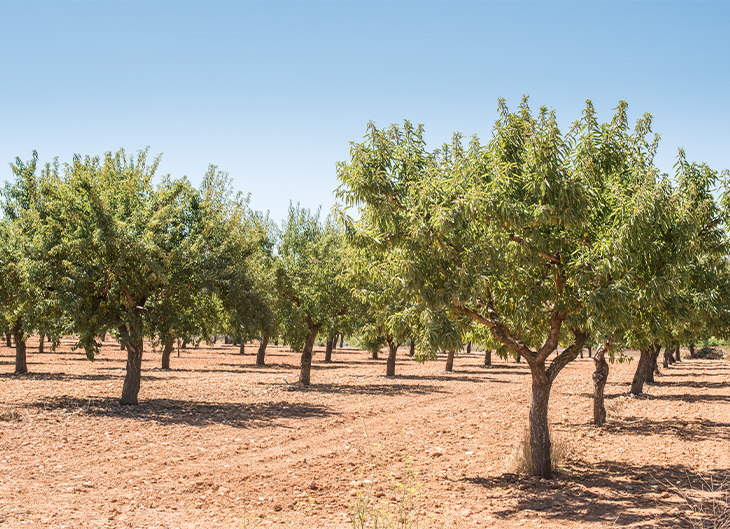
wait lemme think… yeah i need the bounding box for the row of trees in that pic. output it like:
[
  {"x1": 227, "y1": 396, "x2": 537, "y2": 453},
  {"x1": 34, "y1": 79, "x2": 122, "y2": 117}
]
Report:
[{"x1": 2, "y1": 98, "x2": 728, "y2": 478}]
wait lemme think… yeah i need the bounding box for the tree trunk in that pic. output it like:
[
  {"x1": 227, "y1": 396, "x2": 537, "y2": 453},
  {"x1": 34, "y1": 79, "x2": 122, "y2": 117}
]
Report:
[
  {"x1": 580, "y1": 347, "x2": 584, "y2": 359},
  {"x1": 120, "y1": 342, "x2": 126, "y2": 351},
  {"x1": 239, "y1": 342, "x2": 245, "y2": 355},
  {"x1": 12, "y1": 319, "x2": 27, "y2": 374},
  {"x1": 631, "y1": 348, "x2": 654, "y2": 395},
  {"x1": 181, "y1": 339, "x2": 188, "y2": 349},
  {"x1": 662, "y1": 349, "x2": 670, "y2": 368},
  {"x1": 371, "y1": 348, "x2": 379, "y2": 360},
  {"x1": 445, "y1": 349, "x2": 455, "y2": 372},
  {"x1": 339, "y1": 334, "x2": 344, "y2": 349},
  {"x1": 466, "y1": 341, "x2": 472, "y2": 355},
  {"x1": 409, "y1": 340, "x2": 415, "y2": 357},
  {"x1": 120, "y1": 340, "x2": 144, "y2": 405},
  {"x1": 38, "y1": 334, "x2": 45, "y2": 354},
  {"x1": 689, "y1": 343, "x2": 696, "y2": 358},
  {"x1": 386, "y1": 341, "x2": 398, "y2": 377},
  {"x1": 274, "y1": 338, "x2": 279, "y2": 346},
  {"x1": 225, "y1": 336, "x2": 231, "y2": 345},
  {"x1": 529, "y1": 369, "x2": 553, "y2": 478},
  {"x1": 161, "y1": 337, "x2": 174, "y2": 370},
  {"x1": 5, "y1": 332, "x2": 11, "y2": 348},
  {"x1": 299, "y1": 326, "x2": 319, "y2": 386},
  {"x1": 324, "y1": 334, "x2": 335, "y2": 363},
  {"x1": 593, "y1": 344, "x2": 610, "y2": 426},
  {"x1": 484, "y1": 349, "x2": 492, "y2": 366},
  {"x1": 650, "y1": 346, "x2": 661, "y2": 380},
  {"x1": 588, "y1": 346, "x2": 592, "y2": 358},
  {"x1": 674, "y1": 345, "x2": 681, "y2": 362},
  {"x1": 515, "y1": 353, "x2": 521, "y2": 363},
  {"x1": 256, "y1": 334, "x2": 268, "y2": 366}
]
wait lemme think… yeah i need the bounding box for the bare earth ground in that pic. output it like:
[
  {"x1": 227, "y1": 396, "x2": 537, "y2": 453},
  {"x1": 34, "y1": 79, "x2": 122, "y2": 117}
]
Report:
[{"x1": 1, "y1": 339, "x2": 728, "y2": 529}]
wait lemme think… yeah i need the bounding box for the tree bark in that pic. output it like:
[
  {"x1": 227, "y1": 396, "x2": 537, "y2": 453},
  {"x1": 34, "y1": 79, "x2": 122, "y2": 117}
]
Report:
[
  {"x1": 484, "y1": 349, "x2": 492, "y2": 366},
  {"x1": 529, "y1": 368, "x2": 553, "y2": 478},
  {"x1": 466, "y1": 341, "x2": 472, "y2": 355},
  {"x1": 256, "y1": 334, "x2": 268, "y2": 366},
  {"x1": 12, "y1": 319, "x2": 27, "y2": 374},
  {"x1": 324, "y1": 334, "x2": 335, "y2": 363},
  {"x1": 445, "y1": 349, "x2": 455, "y2": 372},
  {"x1": 409, "y1": 340, "x2": 415, "y2": 357},
  {"x1": 181, "y1": 339, "x2": 188, "y2": 349},
  {"x1": 371, "y1": 348, "x2": 379, "y2": 360},
  {"x1": 386, "y1": 340, "x2": 398, "y2": 377},
  {"x1": 339, "y1": 334, "x2": 344, "y2": 349},
  {"x1": 120, "y1": 339, "x2": 144, "y2": 405},
  {"x1": 515, "y1": 353, "x2": 521, "y2": 363},
  {"x1": 299, "y1": 325, "x2": 320, "y2": 386},
  {"x1": 239, "y1": 342, "x2": 245, "y2": 355},
  {"x1": 689, "y1": 343, "x2": 696, "y2": 358},
  {"x1": 120, "y1": 342, "x2": 126, "y2": 351},
  {"x1": 274, "y1": 338, "x2": 279, "y2": 346},
  {"x1": 674, "y1": 345, "x2": 681, "y2": 362},
  {"x1": 663, "y1": 345, "x2": 676, "y2": 368},
  {"x1": 592, "y1": 342, "x2": 610, "y2": 426},
  {"x1": 588, "y1": 346, "x2": 592, "y2": 358},
  {"x1": 225, "y1": 336, "x2": 231, "y2": 345},
  {"x1": 650, "y1": 346, "x2": 661, "y2": 380},
  {"x1": 38, "y1": 334, "x2": 45, "y2": 354},
  {"x1": 161, "y1": 337, "x2": 174, "y2": 370},
  {"x1": 631, "y1": 346, "x2": 658, "y2": 394},
  {"x1": 5, "y1": 332, "x2": 11, "y2": 348}
]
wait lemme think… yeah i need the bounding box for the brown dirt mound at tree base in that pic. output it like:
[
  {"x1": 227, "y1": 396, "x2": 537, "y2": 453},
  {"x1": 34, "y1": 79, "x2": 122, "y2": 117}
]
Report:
[{"x1": 0, "y1": 340, "x2": 728, "y2": 528}]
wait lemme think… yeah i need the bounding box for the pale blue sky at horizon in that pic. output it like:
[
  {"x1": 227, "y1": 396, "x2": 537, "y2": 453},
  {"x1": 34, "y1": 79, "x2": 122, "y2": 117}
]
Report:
[{"x1": 1, "y1": 1, "x2": 728, "y2": 224}]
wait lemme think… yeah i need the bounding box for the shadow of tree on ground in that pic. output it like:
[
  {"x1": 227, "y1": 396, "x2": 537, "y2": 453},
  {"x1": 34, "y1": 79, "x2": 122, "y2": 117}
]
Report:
[{"x1": 463, "y1": 461, "x2": 727, "y2": 528}]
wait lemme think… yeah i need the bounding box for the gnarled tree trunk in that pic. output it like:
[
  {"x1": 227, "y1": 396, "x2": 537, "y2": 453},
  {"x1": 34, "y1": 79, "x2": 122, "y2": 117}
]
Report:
[
  {"x1": 445, "y1": 349, "x2": 455, "y2": 372},
  {"x1": 256, "y1": 334, "x2": 268, "y2": 366},
  {"x1": 386, "y1": 340, "x2": 398, "y2": 377},
  {"x1": 662, "y1": 347, "x2": 673, "y2": 368},
  {"x1": 324, "y1": 334, "x2": 335, "y2": 363},
  {"x1": 161, "y1": 337, "x2": 174, "y2": 370},
  {"x1": 299, "y1": 323, "x2": 321, "y2": 386},
  {"x1": 529, "y1": 368, "x2": 552, "y2": 478},
  {"x1": 12, "y1": 319, "x2": 27, "y2": 374},
  {"x1": 631, "y1": 344, "x2": 660, "y2": 394},
  {"x1": 484, "y1": 349, "x2": 492, "y2": 366},
  {"x1": 592, "y1": 339, "x2": 611, "y2": 426},
  {"x1": 120, "y1": 339, "x2": 144, "y2": 405}
]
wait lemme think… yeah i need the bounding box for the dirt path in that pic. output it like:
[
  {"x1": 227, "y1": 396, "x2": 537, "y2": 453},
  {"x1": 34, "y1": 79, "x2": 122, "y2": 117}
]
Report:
[{"x1": 1, "y1": 340, "x2": 728, "y2": 528}]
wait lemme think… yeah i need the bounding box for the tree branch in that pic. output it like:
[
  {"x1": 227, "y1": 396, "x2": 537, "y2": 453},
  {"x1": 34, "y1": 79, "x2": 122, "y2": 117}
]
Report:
[
  {"x1": 452, "y1": 302, "x2": 535, "y2": 361},
  {"x1": 545, "y1": 328, "x2": 588, "y2": 383}
]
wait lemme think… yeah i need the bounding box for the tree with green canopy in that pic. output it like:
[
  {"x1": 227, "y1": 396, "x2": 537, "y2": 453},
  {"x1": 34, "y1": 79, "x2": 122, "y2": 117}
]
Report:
[
  {"x1": 336, "y1": 99, "x2": 664, "y2": 478},
  {"x1": 275, "y1": 204, "x2": 349, "y2": 386},
  {"x1": 0, "y1": 152, "x2": 65, "y2": 374},
  {"x1": 346, "y1": 246, "x2": 418, "y2": 377},
  {"x1": 40, "y1": 148, "x2": 217, "y2": 404}
]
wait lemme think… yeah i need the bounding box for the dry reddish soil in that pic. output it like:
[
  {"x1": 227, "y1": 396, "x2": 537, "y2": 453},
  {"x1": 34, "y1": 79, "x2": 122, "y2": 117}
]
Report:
[{"x1": 1, "y1": 339, "x2": 728, "y2": 529}]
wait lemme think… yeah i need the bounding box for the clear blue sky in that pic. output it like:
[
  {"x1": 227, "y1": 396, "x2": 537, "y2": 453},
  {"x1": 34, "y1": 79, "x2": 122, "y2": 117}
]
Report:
[{"x1": 1, "y1": 2, "x2": 728, "y2": 223}]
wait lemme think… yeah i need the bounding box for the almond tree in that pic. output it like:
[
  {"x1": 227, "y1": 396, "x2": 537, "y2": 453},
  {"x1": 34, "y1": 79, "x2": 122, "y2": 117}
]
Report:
[
  {"x1": 275, "y1": 204, "x2": 349, "y2": 386},
  {"x1": 336, "y1": 99, "x2": 659, "y2": 478},
  {"x1": 0, "y1": 152, "x2": 64, "y2": 374},
  {"x1": 41, "y1": 149, "x2": 212, "y2": 404}
]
